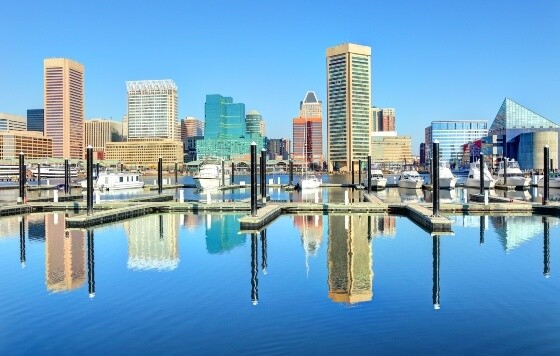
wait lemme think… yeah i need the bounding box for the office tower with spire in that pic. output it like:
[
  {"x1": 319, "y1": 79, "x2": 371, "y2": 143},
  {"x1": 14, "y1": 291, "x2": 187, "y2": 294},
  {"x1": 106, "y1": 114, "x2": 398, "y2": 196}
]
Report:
[
  {"x1": 326, "y1": 43, "x2": 372, "y2": 171},
  {"x1": 44, "y1": 58, "x2": 84, "y2": 158},
  {"x1": 293, "y1": 91, "x2": 323, "y2": 165}
]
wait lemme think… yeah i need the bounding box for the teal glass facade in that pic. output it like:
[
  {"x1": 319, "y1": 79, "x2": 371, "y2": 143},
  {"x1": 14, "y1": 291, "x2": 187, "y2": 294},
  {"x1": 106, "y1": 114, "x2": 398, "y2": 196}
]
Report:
[{"x1": 199, "y1": 94, "x2": 264, "y2": 160}]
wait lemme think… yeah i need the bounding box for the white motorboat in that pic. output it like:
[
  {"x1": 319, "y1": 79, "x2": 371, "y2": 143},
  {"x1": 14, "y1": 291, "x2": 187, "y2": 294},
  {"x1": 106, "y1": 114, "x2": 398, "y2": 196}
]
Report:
[
  {"x1": 300, "y1": 174, "x2": 322, "y2": 189},
  {"x1": 438, "y1": 161, "x2": 457, "y2": 189},
  {"x1": 465, "y1": 160, "x2": 496, "y2": 189},
  {"x1": 0, "y1": 164, "x2": 20, "y2": 177},
  {"x1": 537, "y1": 173, "x2": 560, "y2": 189},
  {"x1": 397, "y1": 169, "x2": 424, "y2": 189},
  {"x1": 362, "y1": 169, "x2": 387, "y2": 190},
  {"x1": 194, "y1": 162, "x2": 229, "y2": 190},
  {"x1": 81, "y1": 171, "x2": 144, "y2": 190},
  {"x1": 31, "y1": 165, "x2": 77, "y2": 178},
  {"x1": 494, "y1": 158, "x2": 530, "y2": 190}
]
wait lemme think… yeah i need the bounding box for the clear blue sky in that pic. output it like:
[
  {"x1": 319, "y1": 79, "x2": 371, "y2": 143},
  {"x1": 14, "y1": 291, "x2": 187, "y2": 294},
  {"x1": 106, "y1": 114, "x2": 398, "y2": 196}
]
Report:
[{"x1": 1, "y1": 0, "x2": 559, "y2": 153}]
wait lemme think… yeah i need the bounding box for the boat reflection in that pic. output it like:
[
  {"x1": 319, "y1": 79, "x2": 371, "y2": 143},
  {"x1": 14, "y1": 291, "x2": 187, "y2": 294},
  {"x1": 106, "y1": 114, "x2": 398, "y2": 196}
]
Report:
[
  {"x1": 398, "y1": 187, "x2": 423, "y2": 204},
  {"x1": 125, "y1": 214, "x2": 179, "y2": 271},
  {"x1": 328, "y1": 214, "x2": 373, "y2": 304}
]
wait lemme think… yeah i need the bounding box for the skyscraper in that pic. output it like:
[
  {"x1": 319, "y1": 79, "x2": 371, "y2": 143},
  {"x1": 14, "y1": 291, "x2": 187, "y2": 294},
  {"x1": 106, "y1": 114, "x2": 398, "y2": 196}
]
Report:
[
  {"x1": 326, "y1": 43, "x2": 371, "y2": 171},
  {"x1": 85, "y1": 118, "x2": 121, "y2": 154},
  {"x1": 44, "y1": 58, "x2": 84, "y2": 158},
  {"x1": 0, "y1": 113, "x2": 26, "y2": 131},
  {"x1": 379, "y1": 108, "x2": 396, "y2": 131},
  {"x1": 181, "y1": 117, "x2": 204, "y2": 140},
  {"x1": 27, "y1": 109, "x2": 44, "y2": 133},
  {"x1": 246, "y1": 110, "x2": 263, "y2": 137},
  {"x1": 126, "y1": 80, "x2": 179, "y2": 141},
  {"x1": 299, "y1": 91, "x2": 322, "y2": 119},
  {"x1": 293, "y1": 91, "x2": 323, "y2": 165}
]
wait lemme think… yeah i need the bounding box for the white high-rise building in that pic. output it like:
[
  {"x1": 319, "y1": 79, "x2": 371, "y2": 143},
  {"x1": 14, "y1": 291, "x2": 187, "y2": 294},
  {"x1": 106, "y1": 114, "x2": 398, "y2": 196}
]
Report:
[
  {"x1": 326, "y1": 43, "x2": 372, "y2": 172},
  {"x1": 126, "y1": 80, "x2": 178, "y2": 141}
]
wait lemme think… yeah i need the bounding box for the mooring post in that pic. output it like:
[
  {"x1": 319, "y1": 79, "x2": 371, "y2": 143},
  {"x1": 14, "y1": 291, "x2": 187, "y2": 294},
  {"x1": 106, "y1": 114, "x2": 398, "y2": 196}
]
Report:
[
  {"x1": 175, "y1": 161, "x2": 178, "y2": 185},
  {"x1": 479, "y1": 153, "x2": 484, "y2": 194},
  {"x1": 251, "y1": 232, "x2": 259, "y2": 305},
  {"x1": 250, "y1": 142, "x2": 257, "y2": 216},
  {"x1": 96, "y1": 162, "x2": 100, "y2": 178},
  {"x1": 158, "y1": 157, "x2": 163, "y2": 194},
  {"x1": 120, "y1": 163, "x2": 124, "y2": 172},
  {"x1": 87, "y1": 228, "x2": 95, "y2": 299},
  {"x1": 351, "y1": 161, "x2": 355, "y2": 185},
  {"x1": 231, "y1": 162, "x2": 235, "y2": 185},
  {"x1": 504, "y1": 157, "x2": 507, "y2": 185},
  {"x1": 358, "y1": 159, "x2": 362, "y2": 186},
  {"x1": 367, "y1": 155, "x2": 372, "y2": 193},
  {"x1": 86, "y1": 145, "x2": 94, "y2": 215},
  {"x1": 221, "y1": 160, "x2": 225, "y2": 187},
  {"x1": 289, "y1": 159, "x2": 294, "y2": 185},
  {"x1": 544, "y1": 145, "x2": 549, "y2": 205},
  {"x1": 37, "y1": 163, "x2": 41, "y2": 187},
  {"x1": 261, "y1": 148, "x2": 267, "y2": 201},
  {"x1": 433, "y1": 235, "x2": 440, "y2": 310},
  {"x1": 19, "y1": 152, "x2": 25, "y2": 203},
  {"x1": 432, "y1": 140, "x2": 440, "y2": 216},
  {"x1": 552, "y1": 159, "x2": 554, "y2": 173}
]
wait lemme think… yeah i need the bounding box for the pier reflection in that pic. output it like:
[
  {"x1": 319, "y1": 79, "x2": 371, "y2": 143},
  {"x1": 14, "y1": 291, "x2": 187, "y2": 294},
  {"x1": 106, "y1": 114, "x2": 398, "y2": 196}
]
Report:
[
  {"x1": 125, "y1": 214, "x2": 179, "y2": 271},
  {"x1": 328, "y1": 214, "x2": 373, "y2": 304},
  {"x1": 45, "y1": 213, "x2": 86, "y2": 292},
  {"x1": 205, "y1": 214, "x2": 245, "y2": 254}
]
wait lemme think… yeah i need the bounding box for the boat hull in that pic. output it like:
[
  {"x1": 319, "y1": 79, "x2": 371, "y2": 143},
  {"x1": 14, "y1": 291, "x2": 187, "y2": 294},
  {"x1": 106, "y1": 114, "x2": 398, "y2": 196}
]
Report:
[
  {"x1": 465, "y1": 178, "x2": 496, "y2": 189},
  {"x1": 537, "y1": 178, "x2": 560, "y2": 189},
  {"x1": 397, "y1": 179, "x2": 423, "y2": 189},
  {"x1": 362, "y1": 178, "x2": 387, "y2": 190},
  {"x1": 438, "y1": 177, "x2": 457, "y2": 189},
  {"x1": 301, "y1": 179, "x2": 322, "y2": 189},
  {"x1": 194, "y1": 177, "x2": 222, "y2": 190}
]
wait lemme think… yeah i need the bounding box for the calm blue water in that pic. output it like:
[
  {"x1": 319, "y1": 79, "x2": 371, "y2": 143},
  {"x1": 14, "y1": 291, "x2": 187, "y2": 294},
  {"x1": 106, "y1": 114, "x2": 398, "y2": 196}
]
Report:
[{"x1": 1, "y1": 212, "x2": 559, "y2": 354}]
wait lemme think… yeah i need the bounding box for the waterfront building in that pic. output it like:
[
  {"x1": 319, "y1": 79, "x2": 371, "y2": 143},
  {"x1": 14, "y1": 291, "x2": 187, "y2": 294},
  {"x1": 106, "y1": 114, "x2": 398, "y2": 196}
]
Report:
[
  {"x1": 126, "y1": 215, "x2": 179, "y2": 271},
  {"x1": 185, "y1": 136, "x2": 203, "y2": 162},
  {"x1": 487, "y1": 98, "x2": 559, "y2": 169},
  {"x1": 126, "y1": 80, "x2": 179, "y2": 141},
  {"x1": 372, "y1": 108, "x2": 395, "y2": 132},
  {"x1": 328, "y1": 214, "x2": 372, "y2": 304},
  {"x1": 370, "y1": 131, "x2": 413, "y2": 167},
  {"x1": 0, "y1": 130, "x2": 52, "y2": 160},
  {"x1": 45, "y1": 213, "x2": 85, "y2": 292},
  {"x1": 267, "y1": 138, "x2": 290, "y2": 160},
  {"x1": 122, "y1": 115, "x2": 128, "y2": 140},
  {"x1": 371, "y1": 107, "x2": 381, "y2": 132},
  {"x1": 85, "y1": 119, "x2": 121, "y2": 154},
  {"x1": 259, "y1": 119, "x2": 266, "y2": 136},
  {"x1": 181, "y1": 117, "x2": 204, "y2": 140},
  {"x1": 429, "y1": 120, "x2": 488, "y2": 164},
  {"x1": 326, "y1": 43, "x2": 371, "y2": 172},
  {"x1": 198, "y1": 94, "x2": 265, "y2": 160},
  {"x1": 44, "y1": 58, "x2": 84, "y2": 159},
  {"x1": 419, "y1": 143, "x2": 426, "y2": 165},
  {"x1": 0, "y1": 113, "x2": 27, "y2": 131},
  {"x1": 293, "y1": 117, "x2": 322, "y2": 164},
  {"x1": 299, "y1": 91, "x2": 322, "y2": 119},
  {"x1": 246, "y1": 110, "x2": 263, "y2": 137},
  {"x1": 105, "y1": 140, "x2": 183, "y2": 169},
  {"x1": 26, "y1": 109, "x2": 44, "y2": 133}
]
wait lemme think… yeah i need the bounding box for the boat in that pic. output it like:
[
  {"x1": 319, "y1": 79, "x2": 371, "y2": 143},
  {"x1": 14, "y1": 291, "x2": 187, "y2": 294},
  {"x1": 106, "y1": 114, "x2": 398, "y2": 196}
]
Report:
[
  {"x1": 193, "y1": 161, "x2": 229, "y2": 190},
  {"x1": 438, "y1": 161, "x2": 457, "y2": 189},
  {"x1": 397, "y1": 168, "x2": 424, "y2": 189},
  {"x1": 465, "y1": 160, "x2": 496, "y2": 189},
  {"x1": 0, "y1": 164, "x2": 20, "y2": 177},
  {"x1": 300, "y1": 174, "x2": 322, "y2": 189},
  {"x1": 494, "y1": 158, "x2": 530, "y2": 190},
  {"x1": 362, "y1": 167, "x2": 387, "y2": 190},
  {"x1": 31, "y1": 165, "x2": 77, "y2": 178},
  {"x1": 537, "y1": 172, "x2": 560, "y2": 189},
  {"x1": 80, "y1": 171, "x2": 144, "y2": 190}
]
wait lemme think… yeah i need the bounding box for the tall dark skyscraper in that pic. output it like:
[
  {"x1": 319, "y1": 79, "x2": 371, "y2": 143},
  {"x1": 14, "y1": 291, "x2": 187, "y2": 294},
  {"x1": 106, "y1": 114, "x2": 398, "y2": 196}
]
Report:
[{"x1": 27, "y1": 109, "x2": 44, "y2": 134}]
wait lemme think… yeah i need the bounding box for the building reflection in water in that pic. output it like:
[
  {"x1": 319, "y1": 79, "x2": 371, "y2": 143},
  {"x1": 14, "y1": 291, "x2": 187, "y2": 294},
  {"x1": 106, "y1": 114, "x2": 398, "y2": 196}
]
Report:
[
  {"x1": 328, "y1": 214, "x2": 373, "y2": 304},
  {"x1": 490, "y1": 215, "x2": 558, "y2": 252},
  {"x1": 45, "y1": 213, "x2": 86, "y2": 292},
  {"x1": 125, "y1": 214, "x2": 179, "y2": 271},
  {"x1": 205, "y1": 214, "x2": 246, "y2": 254},
  {"x1": 294, "y1": 215, "x2": 323, "y2": 275},
  {"x1": 180, "y1": 214, "x2": 205, "y2": 231}
]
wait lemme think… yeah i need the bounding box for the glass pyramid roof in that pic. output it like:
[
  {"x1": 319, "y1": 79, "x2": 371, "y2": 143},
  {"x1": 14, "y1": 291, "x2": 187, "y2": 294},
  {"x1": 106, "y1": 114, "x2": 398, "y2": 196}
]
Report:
[{"x1": 490, "y1": 98, "x2": 558, "y2": 132}]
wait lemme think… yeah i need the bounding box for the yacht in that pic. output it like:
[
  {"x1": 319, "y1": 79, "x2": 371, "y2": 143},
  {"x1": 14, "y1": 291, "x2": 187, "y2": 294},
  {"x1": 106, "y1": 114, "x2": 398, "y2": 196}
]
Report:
[
  {"x1": 438, "y1": 161, "x2": 457, "y2": 189},
  {"x1": 81, "y1": 171, "x2": 144, "y2": 191},
  {"x1": 31, "y1": 165, "x2": 77, "y2": 178},
  {"x1": 0, "y1": 164, "x2": 20, "y2": 177},
  {"x1": 362, "y1": 168, "x2": 387, "y2": 190},
  {"x1": 494, "y1": 158, "x2": 530, "y2": 190},
  {"x1": 300, "y1": 174, "x2": 322, "y2": 189},
  {"x1": 397, "y1": 169, "x2": 424, "y2": 189},
  {"x1": 194, "y1": 162, "x2": 229, "y2": 190},
  {"x1": 537, "y1": 172, "x2": 560, "y2": 189},
  {"x1": 465, "y1": 160, "x2": 496, "y2": 189}
]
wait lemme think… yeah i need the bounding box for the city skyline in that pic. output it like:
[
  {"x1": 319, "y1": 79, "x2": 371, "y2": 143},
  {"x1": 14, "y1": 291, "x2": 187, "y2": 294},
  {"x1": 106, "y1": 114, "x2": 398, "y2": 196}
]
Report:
[{"x1": 1, "y1": 1, "x2": 559, "y2": 153}]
